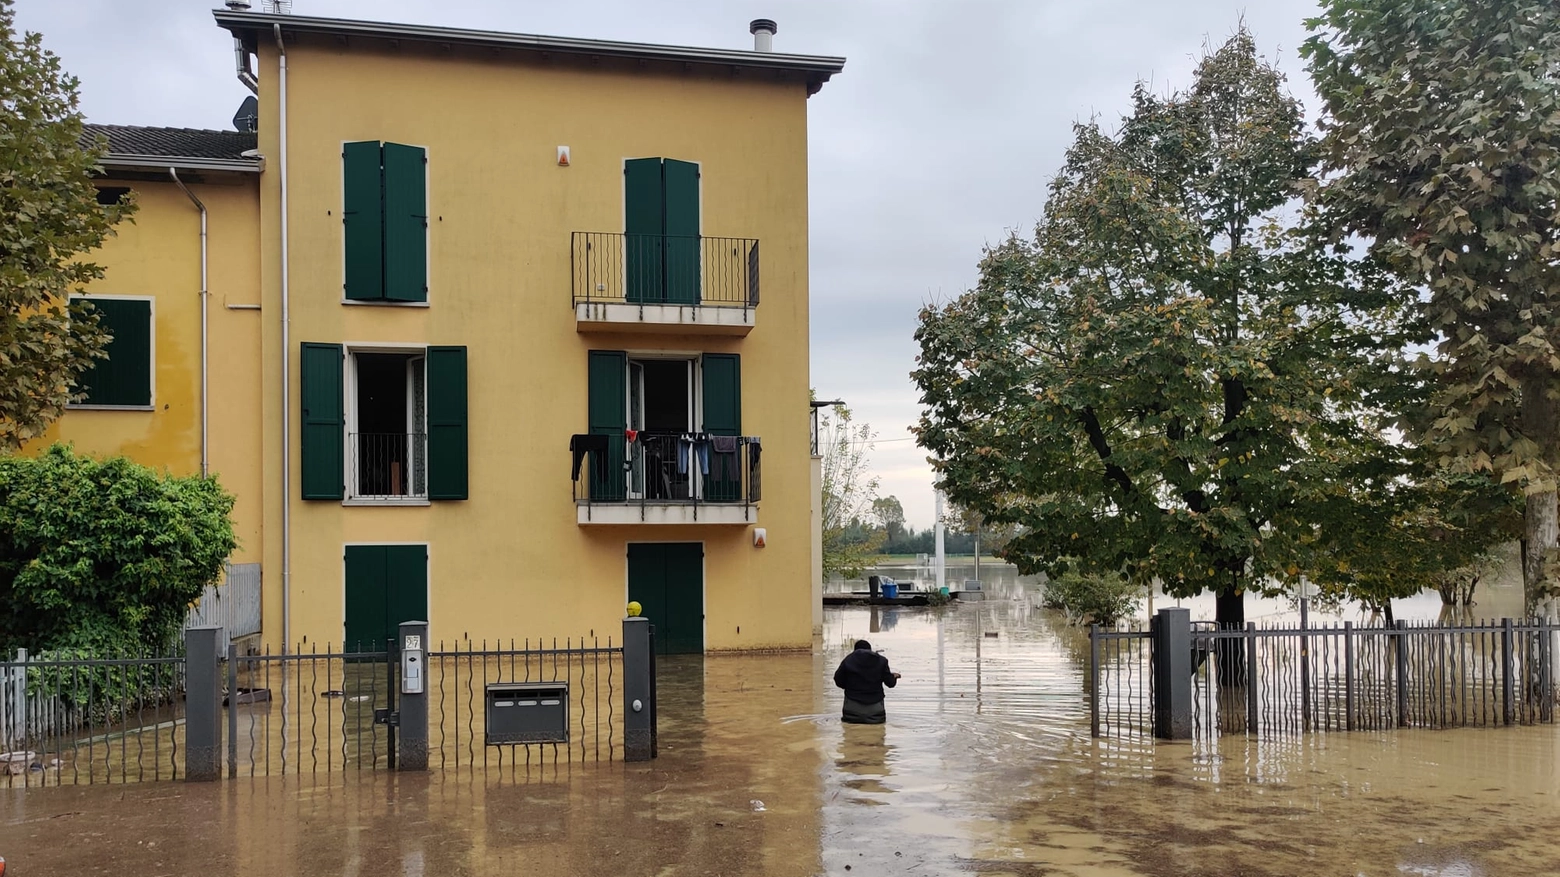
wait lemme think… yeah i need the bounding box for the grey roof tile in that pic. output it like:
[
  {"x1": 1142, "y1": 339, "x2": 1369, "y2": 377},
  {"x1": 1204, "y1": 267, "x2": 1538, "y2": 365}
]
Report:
[{"x1": 81, "y1": 124, "x2": 257, "y2": 161}]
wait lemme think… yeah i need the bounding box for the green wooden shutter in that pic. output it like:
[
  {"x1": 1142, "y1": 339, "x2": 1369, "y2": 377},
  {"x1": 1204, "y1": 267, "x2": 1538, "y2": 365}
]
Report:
[
  {"x1": 77, "y1": 298, "x2": 152, "y2": 407},
  {"x1": 662, "y1": 159, "x2": 701, "y2": 305},
  {"x1": 382, "y1": 143, "x2": 428, "y2": 303},
  {"x1": 343, "y1": 141, "x2": 384, "y2": 301},
  {"x1": 627, "y1": 543, "x2": 667, "y2": 650},
  {"x1": 701, "y1": 353, "x2": 741, "y2": 502},
  {"x1": 344, "y1": 545, "x2": 387, "y2": 652},
  {"x1": 426, "y1": 346, "x2": 467, "y2": 500},
  {"x1": 701, "y1": 354, "x2": 741, "y2": 435},
  {"x1": 383, "y1": 544, "x2": 429, "y2": 629},
  {"x1": 300, "y1": 343, "x2": 344, "y2": 500},
  {"x1": 624, "y1": 158, "x2": 664, "y2": 304},
  {"x1": 588, "y1": 350, "x2": 628, "y2": 501},
  {"x1": 662, "y1": 542, "x2": 705, "y2": 654}
]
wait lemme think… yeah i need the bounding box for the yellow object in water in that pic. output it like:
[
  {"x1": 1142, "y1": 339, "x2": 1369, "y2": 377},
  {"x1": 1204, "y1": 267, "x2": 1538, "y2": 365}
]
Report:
[{"x1": 626, "y1": 601, "x2": 642, "y2": 618}]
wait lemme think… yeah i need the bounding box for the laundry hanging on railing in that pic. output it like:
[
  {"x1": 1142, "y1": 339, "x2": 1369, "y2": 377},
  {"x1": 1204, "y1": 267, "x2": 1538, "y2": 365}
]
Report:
[{"x1": 569, "y1": 433, "x2": 609, "y2": 481}]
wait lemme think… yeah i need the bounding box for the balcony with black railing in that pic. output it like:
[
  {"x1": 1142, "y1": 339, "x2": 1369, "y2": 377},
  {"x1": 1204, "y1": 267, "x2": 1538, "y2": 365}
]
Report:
[
  {"x1": 572, "y1": 232, "x2": 759, "y2": 335},
  {"x1": 349, "y1": 432, "x2": 428, "y2": 502},
  {"x1": 570, "y1": 432, "x2": 760, "y2": 524}
]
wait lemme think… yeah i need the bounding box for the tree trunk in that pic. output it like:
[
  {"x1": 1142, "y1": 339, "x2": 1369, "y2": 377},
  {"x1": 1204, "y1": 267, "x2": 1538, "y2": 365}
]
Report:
[
  {"x1": 1522, "y1": 372, "x2": 1560, "y2": 620},
  {"x1": 1215, "y1": 586, "x2": 1246, "y2": 686}
]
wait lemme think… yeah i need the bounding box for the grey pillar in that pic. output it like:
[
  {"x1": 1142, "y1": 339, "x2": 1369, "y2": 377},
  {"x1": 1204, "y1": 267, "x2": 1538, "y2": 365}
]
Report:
[
  {"x1": 184, "y1": 626, "x2": 224, "y2": 781},
  {"x1": 1152, "y1": 608, "x2": 1193, "y2": 740},
  {"x1": 398, "y1": 620, "x2": 430, "y2": 771},
  {"x1": 623, "y1": 617, "x2": 654, "y2": 762}
]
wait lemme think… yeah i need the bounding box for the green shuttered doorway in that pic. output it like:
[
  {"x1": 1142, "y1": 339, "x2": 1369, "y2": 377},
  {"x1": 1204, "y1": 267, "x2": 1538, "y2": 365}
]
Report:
[
  {"x1": 344, "y1": 544, "x2": 428, "y2": 652},
  {"x1": 627, "y1": 542, "x2": 704, "y2": 655}
]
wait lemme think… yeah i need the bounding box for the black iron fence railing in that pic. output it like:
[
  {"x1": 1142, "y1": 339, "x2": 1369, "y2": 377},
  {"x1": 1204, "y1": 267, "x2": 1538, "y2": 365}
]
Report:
[
  {"x1": 350, "y1": 432, "x2": 426, "y2": 499},
  {"x1": 2, "y1": 645, "x2": 188, "y2": 786},
  {"x1": 572, "y1": 232, "x2": 760, "y2": 310},
  {"x1": 1090, "y1": 617, "x2": 1560, "y2": 740},
  {"x1": 571, "y1": 432, "x2": 761, "y2": 510}
]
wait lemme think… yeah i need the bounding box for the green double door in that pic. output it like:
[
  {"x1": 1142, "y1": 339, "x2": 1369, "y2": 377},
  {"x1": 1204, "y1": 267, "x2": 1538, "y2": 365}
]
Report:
[
  {"x1": 344, "y1": 545, "x2": 428, "y2": 651},
  {"x1": 628, "y1": 543, "x2": 704, "y2": 655},
  {"x1": 625, "y1": 157, "x2": 700, "y2": 305}
]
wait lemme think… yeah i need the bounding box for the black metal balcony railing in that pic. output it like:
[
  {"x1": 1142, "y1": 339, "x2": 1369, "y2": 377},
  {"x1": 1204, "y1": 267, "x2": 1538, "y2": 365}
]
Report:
[
  {"x1": 572, "y1": 232, "x2": 760, "y2": 309},
  {"x1": 350, "y1": 432, "x2": 427, "y2": 500},
  {"x1": 570, "y1": 432, "x2": 761, "y2": 510}
]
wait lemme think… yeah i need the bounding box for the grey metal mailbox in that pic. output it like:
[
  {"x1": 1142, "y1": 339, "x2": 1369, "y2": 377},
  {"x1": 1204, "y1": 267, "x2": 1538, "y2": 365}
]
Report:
[{"x1": 485, "y1": 682, "x2": 569, "y2": 745}]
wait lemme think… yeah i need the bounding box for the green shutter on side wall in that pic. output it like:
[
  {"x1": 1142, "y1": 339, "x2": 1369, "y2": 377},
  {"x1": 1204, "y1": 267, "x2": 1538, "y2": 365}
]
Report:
[
  {"x1": 77, "y1": 298, "x2": 152, "y2": 407},
  {"x1": 587, "y1": 350, "x2": 628, "y2": 501},
  {"x1": 426, "y1": 346, "x2": 467, "y2": 500},
  {"x1": 701, "y1": 354, "x2": 741, "y2": 436},
  {"x1": 342, "y1": 141, "x2": 384, "y2": 301},
  {"x1": 624, "y1": 158, "x2": 664, "y2": 304},
  {"x1": 661, "y1": 159, "x2": 701, "y2": 305},
  {"x1": 344, "y1": 545, "x2": 387, "y2": 652},
  {"x1": 383, "y1": 544, "x2": 429, "y2": 630},
  {"x1": 300, "y1": 343, "x2": 344, "y2": 500},
  {"x1": 382, "y1": 143, "x2": 428, "y2": 303},
  {"x1": 701, "y1": 353, "x2": 741, "y2": 502}
]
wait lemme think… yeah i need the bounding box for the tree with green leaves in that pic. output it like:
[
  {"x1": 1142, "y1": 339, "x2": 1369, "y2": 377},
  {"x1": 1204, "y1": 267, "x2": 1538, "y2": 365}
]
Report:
[
  {"x1": 914, "y1": 31, "x2": 1421, "y2": 654},
  {"x1": 0, "y1": 0, "x2": 132, "y2": 450},
  {"x1": 871, "y1": 496, "x2": 907, "y2": 544},
  {"x1": 1303, "y1": 0, "x2": 1560, "y2": 618},
  {"x1": 820, "y1": 404, "x2": 883, "y2": 579},
  {"x1": 0, "y1": 445, "x2": 237, "y2": 654},
  {"x1": 1309, "y1": 468, "x2": 1520, "y2": 621}
]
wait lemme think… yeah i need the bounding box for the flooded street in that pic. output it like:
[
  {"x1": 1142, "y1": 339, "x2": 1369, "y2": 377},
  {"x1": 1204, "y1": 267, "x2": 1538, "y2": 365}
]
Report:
[{"x1": 6, "y1": 587, "x2": 1560, "y2": 876}]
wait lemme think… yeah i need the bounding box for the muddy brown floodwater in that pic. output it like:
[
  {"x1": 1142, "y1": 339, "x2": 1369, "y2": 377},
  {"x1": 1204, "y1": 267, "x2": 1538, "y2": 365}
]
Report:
[{"x1": 5, "y1": 591, "x2": 1560, "y2": 876}]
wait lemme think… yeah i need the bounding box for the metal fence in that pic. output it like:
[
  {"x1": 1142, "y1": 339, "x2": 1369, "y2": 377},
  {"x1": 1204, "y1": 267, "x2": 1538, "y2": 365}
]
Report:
[
  {"x1": 222, "y1": 637, "x2": 624, "y2": 777},
  {"x1": 223, "y1": 642, "x2": 398, "y2": 777},
  {"x1": 1090, "y1": 616, "x2": 1560, "y2": 740},
  {"x1": 1, "y1": 647, "x2": 188, "y2": 785},
  {"x1": 429, "y1": 638, "x2": 623, "y2": 769},
  {"x1": 184, "y1": 562, "x2": 262, "y2": 640},
  {"x1": 572, "y1": 231, "x2": 760, "y2": 310},
  {"x1": 3, "y1": 630, "x2": 634, "y2": 784}
]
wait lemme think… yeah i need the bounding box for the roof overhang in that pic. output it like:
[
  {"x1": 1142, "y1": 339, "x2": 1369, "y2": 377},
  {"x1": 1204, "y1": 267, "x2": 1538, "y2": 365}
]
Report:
[
  {"x1": 97, "y1": 154, "x2": 263, "y2": 175},
  {"x1": 214, "y1": 9, "x2": 845, "y2": 95},
  {"x1": 94, "y1": 153, "x2": 262, "y2": 182}
]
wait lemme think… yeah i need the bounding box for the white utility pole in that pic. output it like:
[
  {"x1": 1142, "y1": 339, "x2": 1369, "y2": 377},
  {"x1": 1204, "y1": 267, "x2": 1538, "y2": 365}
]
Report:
[{"x1": 934, "y1": 489, "x2": 946, "y2": 592}]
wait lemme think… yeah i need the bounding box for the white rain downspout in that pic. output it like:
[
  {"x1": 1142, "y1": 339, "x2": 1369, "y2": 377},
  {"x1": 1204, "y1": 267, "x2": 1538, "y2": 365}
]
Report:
[
  {"x1": 274, "y1": 23, "x2": 292, "y2": 649},
  {"x1": 168, "y1": 168, "x2": 208, "y2": 478}
]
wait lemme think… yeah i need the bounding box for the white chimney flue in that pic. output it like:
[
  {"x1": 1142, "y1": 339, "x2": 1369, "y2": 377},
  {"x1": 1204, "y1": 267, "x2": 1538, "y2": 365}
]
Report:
[{"x1": 749, "y1": 18, "x2": 777, "y2": 52}]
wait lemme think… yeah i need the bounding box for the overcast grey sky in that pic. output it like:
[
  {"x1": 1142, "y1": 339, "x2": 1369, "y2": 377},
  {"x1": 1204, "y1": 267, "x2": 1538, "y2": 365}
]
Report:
[{"x1": 19, "y1": 0, "x2": 1324, "y2": 528}]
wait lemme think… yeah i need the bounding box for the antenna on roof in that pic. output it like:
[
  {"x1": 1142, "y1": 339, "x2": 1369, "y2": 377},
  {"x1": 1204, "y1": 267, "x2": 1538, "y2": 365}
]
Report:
[{"x1": 261, "y1": 0, "x2": 292, "y2": 13}]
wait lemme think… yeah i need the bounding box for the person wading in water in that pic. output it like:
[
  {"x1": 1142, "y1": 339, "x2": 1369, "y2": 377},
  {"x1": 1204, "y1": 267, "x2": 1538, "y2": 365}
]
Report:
[{"x1": 833, "y1": 639, "x2": 900, "y2": 724}]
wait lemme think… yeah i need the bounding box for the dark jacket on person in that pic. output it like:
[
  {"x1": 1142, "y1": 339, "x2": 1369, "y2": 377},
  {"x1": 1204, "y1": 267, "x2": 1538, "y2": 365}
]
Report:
[{"x1": 834, "y1": 647, "x2": 897, "y2": 705}]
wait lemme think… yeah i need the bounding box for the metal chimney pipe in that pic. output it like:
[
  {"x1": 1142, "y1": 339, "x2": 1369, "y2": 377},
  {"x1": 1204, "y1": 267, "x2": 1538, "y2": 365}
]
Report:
[{"x1": 749, "y1": 19, "x2": 776, "y2": 52}]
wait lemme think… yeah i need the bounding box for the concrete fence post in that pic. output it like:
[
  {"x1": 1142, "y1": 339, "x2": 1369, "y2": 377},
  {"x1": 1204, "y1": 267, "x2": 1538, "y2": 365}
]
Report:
[
  {"x1": 184, "y1": 626, "x2": 224, "y2": 781},
  {"x1": 623, "y1": 617, "x2": 655, "y2": 762},
  {"x1": 398, "y1": 620, "x2": 430, "y2": 771},
  {"x1": 1152, "y1": 608, "x2": 1193, "y2": 740}
]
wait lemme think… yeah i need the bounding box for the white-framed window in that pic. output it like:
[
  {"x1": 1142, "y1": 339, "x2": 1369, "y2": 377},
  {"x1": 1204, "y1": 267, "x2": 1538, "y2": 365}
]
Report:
[{"x1": 344, "y1": 346, "x2": 428, "y2": 502}]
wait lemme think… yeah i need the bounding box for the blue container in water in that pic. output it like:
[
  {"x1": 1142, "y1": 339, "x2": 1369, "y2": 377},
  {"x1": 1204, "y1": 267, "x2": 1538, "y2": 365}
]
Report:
[{"x1": 881, "y1": 582, "x2": 899, "y2": 600}]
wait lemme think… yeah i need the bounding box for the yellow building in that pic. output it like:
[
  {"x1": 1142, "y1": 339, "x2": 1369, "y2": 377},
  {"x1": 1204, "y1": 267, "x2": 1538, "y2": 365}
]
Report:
[{"x1": 37, "y1": 8, "x2": 843, "y2": 655}]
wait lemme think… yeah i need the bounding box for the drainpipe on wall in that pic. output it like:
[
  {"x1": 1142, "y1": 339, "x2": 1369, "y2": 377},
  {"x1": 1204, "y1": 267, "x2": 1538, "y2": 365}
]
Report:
[
  {"x1": 233, "y1": 39, "x2": 259, "y2": 94},
  {"x1": 168, "y1": 168, "x2": 209, "y2": 478},
  {"x1": 274, "y1": 23, "x2": 292, "y2": 650}
]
